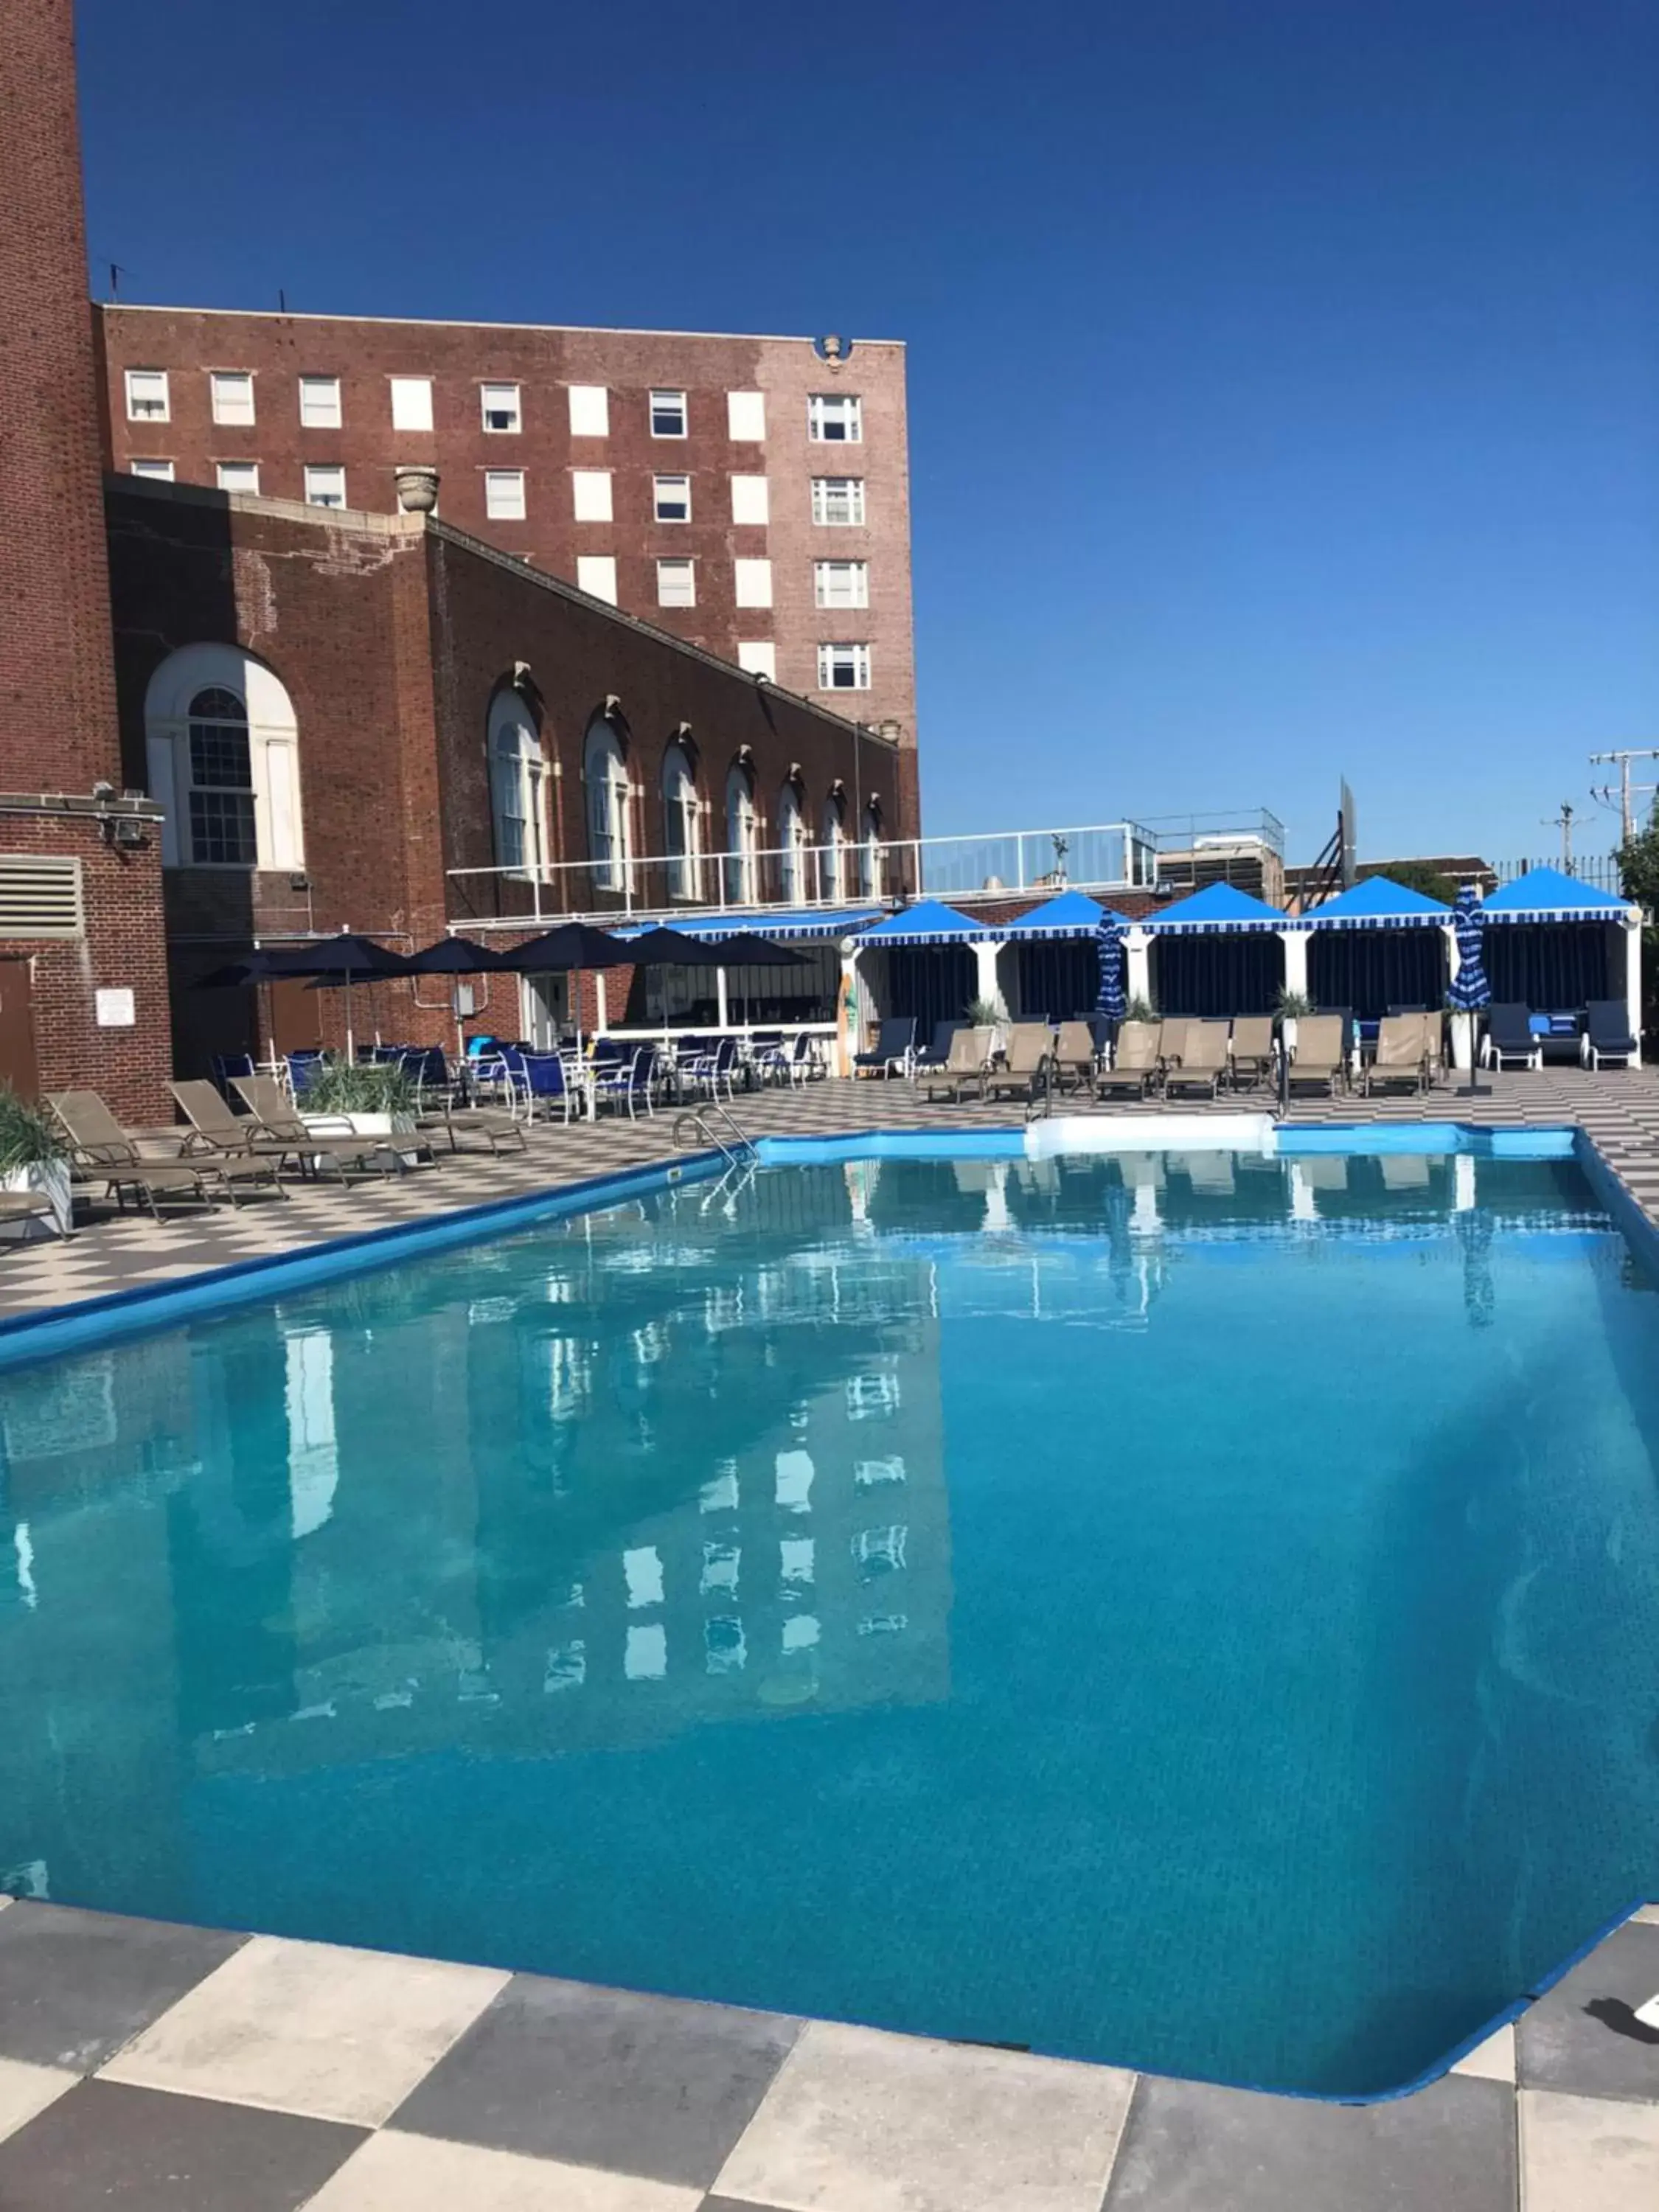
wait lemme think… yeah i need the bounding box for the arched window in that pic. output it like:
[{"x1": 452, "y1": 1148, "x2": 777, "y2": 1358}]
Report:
[
  {"x1": 725, "y1": 761, "x2": 758, "y2": 906},
  {"x1": 585, "y1": 717, "x2": 631, "y2": 892},
  {"x1": 777, "y1": 780, "x2": 807, "y2": 905},
  {"x1": 820, "y1": 792, "x2": 847, "y2": 902},
  {"x1": 662, "y1": 742, "x2": 701, "y2": 902},
  {"x1": 859, "y1": 800, "x2": 883, "y2": 899},
  {"x1": 488, "y1": 689, "x2": 549, "y2": 880},
  {"x1": 143, "y1": 644, "x2": 302, "y2": 869}
]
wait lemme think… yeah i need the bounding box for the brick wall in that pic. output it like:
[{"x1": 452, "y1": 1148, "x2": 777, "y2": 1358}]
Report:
[{"x1": 97, "y1": 307, "x2": 917, "y2": 751}]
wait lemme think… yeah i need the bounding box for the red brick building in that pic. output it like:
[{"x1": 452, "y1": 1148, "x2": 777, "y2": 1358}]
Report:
[
  {"x1": 96, "y1": 306, "x2": 919, "y2": 823},
  {"x1": 0, "y1": 0, "x2": 171, "y2": 1119}
]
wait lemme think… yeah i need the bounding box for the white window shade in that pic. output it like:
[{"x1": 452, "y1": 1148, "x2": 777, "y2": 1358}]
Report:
[
  {"x1": 568, "y1": 384, "x2": 609, "y2": 437},
  {"x1": 304, "y1": 465, "x2": 346, "y2": 508},
  {"x1": 730, "y1": 475, "x2": 770, "y2": 526},
  {"x1": 571, "y1": 470, "x2": 613, "y2": 522},
  {"x1": 484, "y1": 470, "x2": 526, "y2": 520},
  {"x1": 125, "y1": 369, "x2": 169, "y2": 421},
  {"x1": 210, "y1": 372, "x2": 255, "y2": 425},
  {"x1": 577, "y1": 555, "x2": 618, "y2": 604},
  {"x1": 389, "y1": 376, "x2": 434, "y2": 431},
  {"x1": 130, "y1": 459, "x2": 174, "y2": 481},
  {"x1": 812, "y1": 476, "x2": 865, "y2": 525},
  {"x1": 653, "y1": 475, "x2": 691, "y2": 522},
  {"x1": 481, "y1": 382, "x2": 521, "y2": 431},
  {"x1": 298, "y1": 376, "x2": 342, "y2": 428},
  {"x1": 815, "y1": 559, "x2": 869, "y2": 609},
  {"x1": 734, "y1": 557, "x2": 773, "y2": 608},
  {"x1": 727, "y1": 390, "x2": 766, "y2": 440},
  {"x1": 737, "y1": 641, "x2": 777, "y2": 680},
  {"x1": 216, "y1": 462, "x2": 260, "y2": 494},
  {"x1": 656, "y1": 559, "x2": 695, "y2": 608}
]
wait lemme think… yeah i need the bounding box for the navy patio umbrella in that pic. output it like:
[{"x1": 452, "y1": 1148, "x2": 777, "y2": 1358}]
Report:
[
  {"x1": 1094, "y1": 915, "x2": 1127, "y2": 1023},
  {"x1": 1447, "y1": 884, "x2": 1491, "y2": 1095},
  {"x1": 403, "y1": 936, "x2": 507, "y2": 975},
  {"x1": 491, "y1": 922, "x2": 636, "y2": 1049}
]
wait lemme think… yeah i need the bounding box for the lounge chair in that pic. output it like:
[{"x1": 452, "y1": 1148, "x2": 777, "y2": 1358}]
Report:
[
  {"x1": 1285, "y1": 1015, "x2": 1348, "y2": 1096},
  {"x1": 914, "y1": 1019, "x2": 966, "y2": 1072},
  {"x1": 1051, "y1": 1020, "x2": 1098, "y2": 1094},
  {"x1": 1420, "y1": 1011, "x2": 1446, "y2": 1086},
  {"x1": 1363, "y1": 1015, "x2": 1430, "y2": 1096},
  {"x1": 173, "y1": 1079, "x2": 297, "y2": 1161},
  {"x1": 986, "y1": 1021, "x2": 1055, "y2": 1102},
  {"x1": 1481, "y1": 1004, "x2": 1540, "y2": 1072},
  {"x1": 47, "y1": 1089, "x2": 270, "y2": 1217},
  {"x1": 854, "y1": 1018, "x2": 917, "y2": 1079},
  {"x1": 0, "y1": 1189, "x2": 65, "y2": 1241},
  {"x1": 230, "y1": 1074, "x2": 398, "y2": 1180},
  {"x1": 1096, "y1": 1020, "x2": 1162, "y2": 1097},
  {"x1": 1155, "y1": 1019, "x2": 1189, "y2": 1078},
  {"x1": 1164, "y1": 1020, "x2": 1229, "y2": 1099},
  {"x1": 918, "y1": 1025, "x2": 995, "y2": 1102},
  {"x1": 1583, "y1": 1001, "x2": 1640, "y2": 1071},
  {"x1": 1228, "y1": 1015, "x2": 1275, "y2": 1091}
]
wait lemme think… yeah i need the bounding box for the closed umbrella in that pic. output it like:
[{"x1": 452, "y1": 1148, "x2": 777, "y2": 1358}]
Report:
[
  {"x1": 1447, "y1": 884, "x2": 1491, "y2": 1096},
  {"x1": 1094, "y1": 915, "x2": 1127, "y2": 1025}
]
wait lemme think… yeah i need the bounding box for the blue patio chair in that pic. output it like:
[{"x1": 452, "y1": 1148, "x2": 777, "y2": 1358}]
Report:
[
  {"x1": 210, "y1": 1051, "x2": 255, "y2": 1098},
  {"x1": 682, "y1": 1036, "x2": 738, "y2": 1103},
  {"x1": 593, "y1": 1042, "x2": 657, "y2": 1118},
  {"x1": 519, "y1": 1050, "x2": 574, "y2": 1123},
  {"x1": 285, "y1": 1050, "x2": 323, "y2": 1098},
  {"x1": 854, "y1": 1017, "x2": 917, "y2": 1078},
  {"x1": 1482, "y1": 1004, "x2": 1540, "y2": 1071},
  {"x1": 1583, "y1": 1001, "x2": 1639, "y2": 1071}
]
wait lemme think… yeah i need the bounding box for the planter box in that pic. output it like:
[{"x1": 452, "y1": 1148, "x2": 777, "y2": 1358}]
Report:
[
  {"x1": 2, "y1": 1159, "x2": 72, "y2": 1239},
  {"x1": 300, "y1": 1110, "x2": 423, "y2": 1169}
]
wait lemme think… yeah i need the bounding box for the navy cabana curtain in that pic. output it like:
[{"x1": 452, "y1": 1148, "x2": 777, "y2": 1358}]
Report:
[
  {"x1": 1483, "y1": 924, "x2": 1612, "y2": 1010},
  {"x1": 881, "y1": 945, "x2": 976, "y2": 1035},
  {"x1": 1308, "y1": 930, "x2": 1446, "y2": 1020},
  {"x1": 1014, "y1": 941, "x2": 1100, "y2": 1020},
  {"x1": 1150, "y1": 934, "x2": 1281, "y2": 1017}
]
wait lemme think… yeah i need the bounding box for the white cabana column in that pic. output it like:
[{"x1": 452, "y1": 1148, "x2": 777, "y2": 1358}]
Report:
[
  {"x1": 1624, "y1": 913, "x2": 1644, "y2": 1068},
  {"x1": 1446, "y1": 924, "x2": 1472, "y2": 1071},
  {"x1": 972, "y1": 939, "x2": 1005, "y2": 1014},
  {"x1": 835, "y1": 945, "x2": 858, "y2": 1077},
  {"x1": 1124, "y1": 926, "x2": 1152, "y2": 1008},
  {"x1": 1279, "y1": 928, "x2": 1308, "y2": 1001}
]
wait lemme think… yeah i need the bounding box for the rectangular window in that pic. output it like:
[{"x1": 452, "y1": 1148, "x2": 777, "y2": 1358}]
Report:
[
  {"x1": 187, "y1": 718, "x2": 257, "y2": 866},
  {"x1": 298, "y1": 375, "x2": 342, "y2": 428},
  {"x1": 727, "y1": 389, "x2": 766, "y2": 441},
  {"x1": 568, "y1": 383, "x2": 609, "y2": 437},
  {"x1": 571, "y1": 469, "x2": 613, "y2": 522},
  {"x1": 811, "y1": 476, "x2": 865, "y2": 526},
  {"x1": 818, "y1": 641, "x2": 872, "y2": 690},
  {"x1": 815, "y1": 558, "x2": 869, "y2": 609},
  {"x1": 737, "y1": 641, "x2": 777, "y2": 681},
  {"x1": 653, "y1": 473, "x2": 691, "y2": 523},
  {"x1": 576, "y1": 554, "x2": 617, "y2": 604},
  {"x1": 650, "y1": 389, "x2": 687, "y2": 438},
  {"x1": 304, "y1": 464, "x2": 347, "y2": 508},
  {"x1": 730, "y1": 474, "x2": 769, "y2": 526},
  {"x1": 656, "y1": 558, "x2": 696, "y2": 608},
  {"x1": 389, "y1": 375, "x2": 434, "y2": 431},
  {"x1": 808, "y1": 392, "x2": 862, "y2": 442},
  {"x1": 125, "y1": 369, "x2": 170, "y2": 422},
  {"x1": 129, "y1": 459, "x2": 174, "y2": 481},
  {"x1": 480, "y1": 381, "x2": 521, "y2": 432},
  {"x1": 209, "y1": 371, "x2": 255, "y2": 425},
  {"x1": 734, "y1": 557, "x2": 773, "y2": 608},
  {"x1": 215, "y1": 461, "x2": 260, "y2": 494},
  {"x1": 484, "y1": 468, "x2": 526, "y2": 520}
]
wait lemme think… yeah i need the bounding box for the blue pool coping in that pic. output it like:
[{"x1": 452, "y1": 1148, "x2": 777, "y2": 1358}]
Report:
[{"x1": 0, "y1": 1118, "x2": 1655, "y2": 2100}]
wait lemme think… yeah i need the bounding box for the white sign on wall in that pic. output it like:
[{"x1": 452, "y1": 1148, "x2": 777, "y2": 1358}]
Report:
[{"x1": 94, "y1": 987, "x2": 136, "y2": 1028}]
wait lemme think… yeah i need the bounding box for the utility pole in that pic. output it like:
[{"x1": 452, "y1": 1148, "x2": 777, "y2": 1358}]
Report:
[
  {"x1": 1590, "y1": 748, "x2": 1659, "y2": 843},
  {"x1": 1541, "y1": 802, "x2": 1576, "y2": 874}
]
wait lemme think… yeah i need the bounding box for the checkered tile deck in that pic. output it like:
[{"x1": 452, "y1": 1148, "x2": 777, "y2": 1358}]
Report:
[
  {"x1": 0, "y1": 1899, "x2": 1654, "y2": 2209},
  {"x1": 4, "y1": 1074, "x2": 1659, "y2": 2206},
  {"x1": 6, "y1": 1066, "x2": 1659, "y2": 1321}
]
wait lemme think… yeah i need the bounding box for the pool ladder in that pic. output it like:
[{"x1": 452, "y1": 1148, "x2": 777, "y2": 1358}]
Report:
[{"x1": 672, "y1": 1099, "x2": 758, "y2": 1168}]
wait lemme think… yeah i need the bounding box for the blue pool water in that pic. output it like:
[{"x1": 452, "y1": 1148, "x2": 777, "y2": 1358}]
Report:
[{"x1": 3, "y1": 1147, "x2": 1658, "y2": 2096}]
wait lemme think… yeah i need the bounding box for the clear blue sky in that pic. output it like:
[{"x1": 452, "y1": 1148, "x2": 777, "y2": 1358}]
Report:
[{"x1": 77, "y1": 0, "x2": 1659, "y2": 867}]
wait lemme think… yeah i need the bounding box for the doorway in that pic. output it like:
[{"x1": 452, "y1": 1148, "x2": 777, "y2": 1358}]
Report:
[
  {"x1": 521, "y1": 973, "x2": 568, "y2": 1048},
  {"x1": 0, "y1": 961, "x2": 38, "y2": 1098}
]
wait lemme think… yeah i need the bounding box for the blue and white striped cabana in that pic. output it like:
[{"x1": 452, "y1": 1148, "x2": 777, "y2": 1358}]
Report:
[
  {"x1": 995, "y1": 889, "x2": 1135, "y2": 1020},
  {"x1": 1295, "y1": 874, "x2": 1453, "y2": 1020},
  {"x1": 1141, "y1": 882, "x2": 1287, "y2": 1016},
  {"x1": 855, "y1": 899, "x2": 989, "y2": 1036},
  {"x1": 1476, "y1": 867, "x2": 1638, "y2": 1015}
]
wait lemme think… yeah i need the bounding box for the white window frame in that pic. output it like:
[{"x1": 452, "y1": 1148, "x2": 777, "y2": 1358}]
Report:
[
  {"x1": 725, "y1": 765, "x2": 759, "y2": 906},
  {"x1": 571, "y1": 469, "x2": 613, "y2": 523},
  {"x1": 726, "y1": 389, "x2": 766, "y2": 441},
  {"x1": 777, "y1": 783, "x2": 807, "y2": 905},
  {"x1": 488, "y1": 690, "x2": 549, "y2": 880},
  {"x1": 818, "y1": 641, "x2": 872, "y2": 691},
  {"x1": 808, "y1": 392, "x2": 862, "y2": 443},
  {"x1": 653, "y1": 473, "x2": 691, "y2": 523},
  {"x1": 730, "y1": 474, "x2": 770, "y2": 526},
  {"x1": 650, "y1": 389, "x2": 688, "y2": 438},
  {"x1": 820, "y1": 800, "x2": 847, "y2": 900},
  {"x1": 860, "y1": 806, "x2": 884, "y2": 898},
  {"x1": 663, "y1": 742, "x2": 702, "y2": 902},
  {"x1": 812, "y1": 476, "x2": 866, "y2": 526},
  {"x1": 568, "y1": 383, "x2": 609, "y2": 437},
  {"x1": 737, "y1": 641, "x2": 776, "y2": 681},
  {"x1": 129, "y1": 459, "x2": 175, "y2": 481},
  {"x1": 484, "y1": 468, "x2": 527, "y2": 521},
  {"x1": 389, "y1": 375, "x2": 434, "y2": 431},
  {"x1": 585, "y1": 720, "x2": 633, "y2": 892},
  {"x1": 814, "y1": 559, "x2": 869, "y2": 610},
  {"x1": 303, "y1": 464, "x2": 347, "y2": 509},
  {"x1": 142, "y1": 643, "x2": 304, "y2": 872},
  {"x1": 576, "y1": 554, "x2": 618, "y2": 604},
  {"x1": 125, "y1": 369, "x2": 170, "y2": 422},
  {"x1": 298, "y1": 375, "x2": 342, "y2": 428},
  {"x1": 479, "y1": 381, "x2": 521, "y2": 433},
  {"x1": 215, "y1": 461, "x2": 260, "y2": 495},
  {"x1": 656, "y1": 557, "x2": 696, "y2": 608},
  {"x1": 734, "y1": 557, "x2": 773, "y2": 608},
  {"x1": 209, "y1": 371, "x2": 255, "y2": 425}
]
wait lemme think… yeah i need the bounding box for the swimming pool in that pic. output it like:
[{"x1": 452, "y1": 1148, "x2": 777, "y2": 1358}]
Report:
[{"x1": 2, "y1": 1139, "x2": 1658, "y2": 2097}]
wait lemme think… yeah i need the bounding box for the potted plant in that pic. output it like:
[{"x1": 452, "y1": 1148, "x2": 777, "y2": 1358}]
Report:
[
  {"x1": 300, "y1": 1058, "x2": 422, "y2": 1158},
  {"x1": 1275, "y1": 987, "x2": 1312, "y2": 1054},
  {"x1": 1123, "y1": 993, "x2": 1158, "y2": 1026},
  {"x1": 0, "y1": 1088, "x2": 71, "y2": 1238},
  {"x1": 966, "y1": 994, "x2": 1009, "y2": 1054}
]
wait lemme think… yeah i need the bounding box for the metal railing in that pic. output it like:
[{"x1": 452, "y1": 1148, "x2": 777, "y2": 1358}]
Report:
[
  {"x1": 672, "y1": 1100, "x2": 757, "y2": 1166},
  {"x1": 1495, "y1": 853, "x2": 1625, "y2": 894}
]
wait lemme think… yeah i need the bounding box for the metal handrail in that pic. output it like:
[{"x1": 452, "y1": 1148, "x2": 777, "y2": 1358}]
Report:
[{"x1": 672, "y1": 1099, "x2": 757, "y2": 1167}]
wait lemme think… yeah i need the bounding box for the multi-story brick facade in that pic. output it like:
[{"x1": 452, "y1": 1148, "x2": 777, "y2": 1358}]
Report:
[
  {"x1": 0, "y1": 0, "x2": 173, "y2": 1117},
  {"x1": 96, "y1": 307, "x2": 919, "y2": 827}
]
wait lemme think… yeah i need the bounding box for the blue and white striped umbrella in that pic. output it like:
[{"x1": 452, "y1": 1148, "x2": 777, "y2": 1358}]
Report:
[
  {"x1": 1447, "y1": 883, "x2": 1491, "y2": 1011},
  {"x1": 1094, "y1": 916, "x2": 1127, "y2": 1021}
]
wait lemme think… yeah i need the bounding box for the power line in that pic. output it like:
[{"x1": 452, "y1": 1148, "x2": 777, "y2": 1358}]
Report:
[{"x1": 1589, "y1": 748, "x2": 1659, "y2": 842}]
